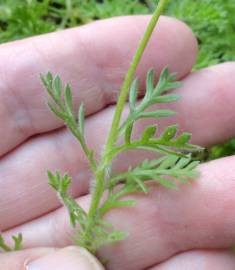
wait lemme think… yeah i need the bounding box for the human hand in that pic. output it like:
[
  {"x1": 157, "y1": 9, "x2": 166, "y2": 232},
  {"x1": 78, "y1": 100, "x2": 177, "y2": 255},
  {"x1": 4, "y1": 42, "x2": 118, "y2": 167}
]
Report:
[{"x1": 1, "y1": 16, "x2": 235, "y2": 269}]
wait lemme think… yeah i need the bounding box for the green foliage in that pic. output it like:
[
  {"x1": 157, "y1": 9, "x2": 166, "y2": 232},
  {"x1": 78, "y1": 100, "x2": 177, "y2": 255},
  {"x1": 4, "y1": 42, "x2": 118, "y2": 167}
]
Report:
[
  {"x1": 0, "y1": 233, "x2": 23, "y2": 252},
  {"x1": 0, "y1": 0, "x2": 149, "y2": 43},
  {"x1": 109, "y1": 155, "x2": 199, "y2": 192},
  {"x1": 166, "y1": 0, "x2": 235, "y2": 69},
  {"x1": 205, "y1": 139, "x2": 235, "y2": 161},
  {"x1": 1, "y1": 0, "x2": 234, "y2": 71},
  {"x1": 43, "y1": 66, "x2": 202, "y2": 253},
  {"x1": 111, "y1": 68, "x2": 202, "y2": 159},
  {"x1": 2, "y1": 0, "x2": 233, "y2": 255},
  {"x1": 0, "y1": 0, "x2": 55, "y2": 42},
  {"x1": 41, "y1": 72, "x2": 96, "y2": 171},
  {"x1": 48, "y1": 171, "x2": 128, "y2": 253}
]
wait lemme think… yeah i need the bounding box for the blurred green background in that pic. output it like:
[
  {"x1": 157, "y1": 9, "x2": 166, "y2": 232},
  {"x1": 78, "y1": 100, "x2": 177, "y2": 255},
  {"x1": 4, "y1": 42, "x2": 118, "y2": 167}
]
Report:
[{"x1": 0, "y1": 0, "x2": 235, "y2": 160}]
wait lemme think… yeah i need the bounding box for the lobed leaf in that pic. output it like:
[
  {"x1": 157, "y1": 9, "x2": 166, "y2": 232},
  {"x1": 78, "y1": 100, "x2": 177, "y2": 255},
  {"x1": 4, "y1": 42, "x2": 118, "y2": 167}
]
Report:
[
  {"x1": 0, "y1": 233, "x2": 23, "y2": 252},
  {"x1": 141, "y1": 125, "x2": 157, "y2": 142},
  {"x1": 54, "y1": 75, "x2": 62, "y2": 100},
  {"x1": 12, "y1": 233, "x2": 23, "y2": 251},
  {"x1": 155, "y1": 176, "x2": 177, "y2": 189},
  {"x1": 129, "y1": 78, "x2": 139, "y2": 111},
  {"x1": 160, "y1": 125, "x2": 178, "y2": 141},
  {"x1": 139, "y1": 109, "x2": 176, "y2": 119},
  {"x1": 151, "y1": 93, "x2": 180, "y2": 104},
  {"x1": 47, "y1": 101, "x2": 65, "y2": 119},
  {"x1": 145, "y1": 68, "x2": 155, "y2": 98},
  {"x1": 64, "y1": 84, "x2": 74, "y2": 117},
  {"x1": 78, "y1": 103, "x2": 85, "y2": 135}
]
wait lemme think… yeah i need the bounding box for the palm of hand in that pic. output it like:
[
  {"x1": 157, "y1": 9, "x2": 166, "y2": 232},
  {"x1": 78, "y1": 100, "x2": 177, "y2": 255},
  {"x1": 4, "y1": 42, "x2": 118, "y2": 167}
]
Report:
[{"x1": 1, "y1": 16, "x2": 235, "y2": 270}]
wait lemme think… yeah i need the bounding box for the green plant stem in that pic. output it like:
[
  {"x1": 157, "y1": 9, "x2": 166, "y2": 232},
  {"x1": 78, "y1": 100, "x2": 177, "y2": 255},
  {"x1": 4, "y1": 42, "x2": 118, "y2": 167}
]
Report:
[
  {"x1": 68, "y1": 122, "x2": 97, "y2": 172},
  {"x1": 104, "y1": 0, "x2": 169, "y2": 158},
  {"x1": 83, "y1": 0, "x2": 169, "y2": 252}
]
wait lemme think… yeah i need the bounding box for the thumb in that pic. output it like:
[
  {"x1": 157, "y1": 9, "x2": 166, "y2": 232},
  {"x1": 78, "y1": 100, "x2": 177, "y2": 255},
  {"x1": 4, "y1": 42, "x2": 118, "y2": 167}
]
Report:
[
  {"x1": 0, "y1": 246, "x2": 105, "y2": 269},
  {"x1": 27, "y1": 246, "x2": 105, "y2": 270}
]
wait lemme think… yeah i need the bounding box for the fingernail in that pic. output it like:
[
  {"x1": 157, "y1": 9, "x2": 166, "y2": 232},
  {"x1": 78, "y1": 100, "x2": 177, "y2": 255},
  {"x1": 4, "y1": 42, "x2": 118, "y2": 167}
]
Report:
[{"x1": 27, "y1": 246, "x2": 104, "y2": 270}]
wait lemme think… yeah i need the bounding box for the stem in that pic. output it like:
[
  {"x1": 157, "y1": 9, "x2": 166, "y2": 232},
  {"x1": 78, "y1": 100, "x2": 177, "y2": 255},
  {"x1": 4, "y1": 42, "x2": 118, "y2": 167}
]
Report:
[
  {"x1": 84, "y1": 0, "x2": 169, "y2": 251},
  {"x1": 104, "y1": 0, "x2": 169, "y2": 158},
  {"x1": 69, "y1": 124, "x2": 97, "y2": 172}
]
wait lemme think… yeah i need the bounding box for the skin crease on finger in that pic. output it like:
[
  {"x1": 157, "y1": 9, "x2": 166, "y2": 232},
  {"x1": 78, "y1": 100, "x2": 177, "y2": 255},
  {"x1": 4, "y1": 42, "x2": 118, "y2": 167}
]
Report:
[
  {"x1": 4, "y1": 156, "x2": 235, "y2": 270},
  {"x1": 0, "y1": 15, "x2": 197, "y2": 156},
  {"x1": 1, "y1": 62, "x2": 235, "y2": 230}
]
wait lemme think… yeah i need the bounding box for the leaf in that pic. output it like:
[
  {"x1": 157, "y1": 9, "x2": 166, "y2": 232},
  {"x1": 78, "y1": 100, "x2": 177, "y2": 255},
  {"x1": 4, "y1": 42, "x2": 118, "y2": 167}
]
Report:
[
  {"x1": 48, "y1": 171, "x2": 88, "y2": 230},
  {"x1": 137, "y1": 145, "x2": 187, "y2": 157},
  {"x1": 107, "y1": 231, "x2": 128, "y2": 242},
  {"x1": 141, "y1": 125, "x2": 157, "y2": 142},
  {"x1": 110, "y1": 199, "x2": 136, "y2": 208},
  {"x1": 129, "y1": 78, "x2": 139, "y2": 111},
  {"x1": 47, "y1": 171, "x2": 71, "y2": 194},
  {"x1": 161, "y1": 125, "x2": 178, "y2": 141},
  {"x1": 139, "y1": 109, "x2": 176, "y2": 119},
  {"x1": 0, "y1": 235, "x2": 11, "y2": 252},
  {"x1": 86, "y1": 229, "x2": 129, "y2": 250},
  {"x1": 40, "y1": 74, "x2": 48, "y2": 89},
  {"x1": 60, "y1": 173, "x2": 71, "y2": 194},
  {"x1": 185, "y1": 160, "x2": 200, "y2": 170},
  {"x1": 174, "y1": 132, "x2": 192, "y2": 146},
  {"x1": 48, "y1": 170, "x2": 59, "y2": 190},
  {"x1": 144, "y1": 156, "x2": 168, "y2": 168},
  {"x1": 155, "y1": 67, "x2": 182, "y2": 95},
  {"x1": 0, "y1": 233, "x2": 23, "y2": 252},
  {"x1": 64, "y1": 84, "x2": 74, "y2": 117},
  {"x1": 158, "y1": 66, "x2": 170, "y2": 82},
  {"x1": 158, "y1": 155, "x2": 179, "y2": 169},
  {"x1": 145, "y1": 68, "x2": 155, "y2": 98},
  {"x1": 174, "y1": 157, "x2": 192, "y2": 169},
  {"x1": 155, "y1": 67, "x2": 171, "y2": 93},
  {"x1": 151, "y1": 94, "x2": 180, "y2": 103},
  {"x1": 47, "y1": 102, "x2": 65, "y2": 119},
  {"x1": 41, "y1": 72, "x2": 54, "y2": 96},
  {"x1": 46, "y1": 72, "x2": 53, "y2": 87},
  {"x1": 12, "y1": 233, "x2": 23, "y2": 251},
  {"x1": 54, "y1": 75, "x2": 62, "y2": 99},
  {"x1": 42, "y1": 67, "x2": 201, "y2": 255},
  {"x1": 155, "y1": 176, "x2": 177, "y2": 189},
  {"x1": 78, "y1": 103, "x2": 85, "y2": 135},
  {"x1": 133, "y1": 176, "x2": 148, "y2": 193}
]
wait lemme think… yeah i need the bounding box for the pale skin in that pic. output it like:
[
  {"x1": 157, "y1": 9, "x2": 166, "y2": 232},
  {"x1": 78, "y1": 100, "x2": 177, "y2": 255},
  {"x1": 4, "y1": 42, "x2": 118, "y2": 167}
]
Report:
[{"x1": 0, "y1": 15, "x2": 235, "y2": 269}]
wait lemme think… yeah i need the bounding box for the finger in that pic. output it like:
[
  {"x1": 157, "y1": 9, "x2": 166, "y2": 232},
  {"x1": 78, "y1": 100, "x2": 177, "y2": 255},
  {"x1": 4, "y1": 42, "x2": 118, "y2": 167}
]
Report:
[
  {"x1": 27, "y1": 246, "x2": 104, "y2": 270},
  {"x1": 0, "y1": 128, "x2": 91, "y2": 229},
  {"x1": 0, "y1": 246, "x2": 104, "y2": 270},
  {"x1": 4, "y1": 156, "x2": 235, "y2": 270},
  {"x1": 150, "y1": 250, "x2": 235, "y2": 270},
  {"x1": 0, "y1": 15, "x2": 197, "y2": 156},
  {"x1": 0, "y1": 248, "x2": 55, "y2": 269},
  {"x1": 1, "y1": 62, "x2": 235, "y2": 229},
  {"x1": 164, "y1": 61, "x2": 235, "y2": 147}
]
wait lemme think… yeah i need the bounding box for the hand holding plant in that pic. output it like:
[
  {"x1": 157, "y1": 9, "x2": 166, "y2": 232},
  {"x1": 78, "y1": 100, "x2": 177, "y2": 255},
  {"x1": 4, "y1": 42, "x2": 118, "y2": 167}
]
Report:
[{"x1": 1, "y1": 2, "x2": 235, "y2": 269}]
